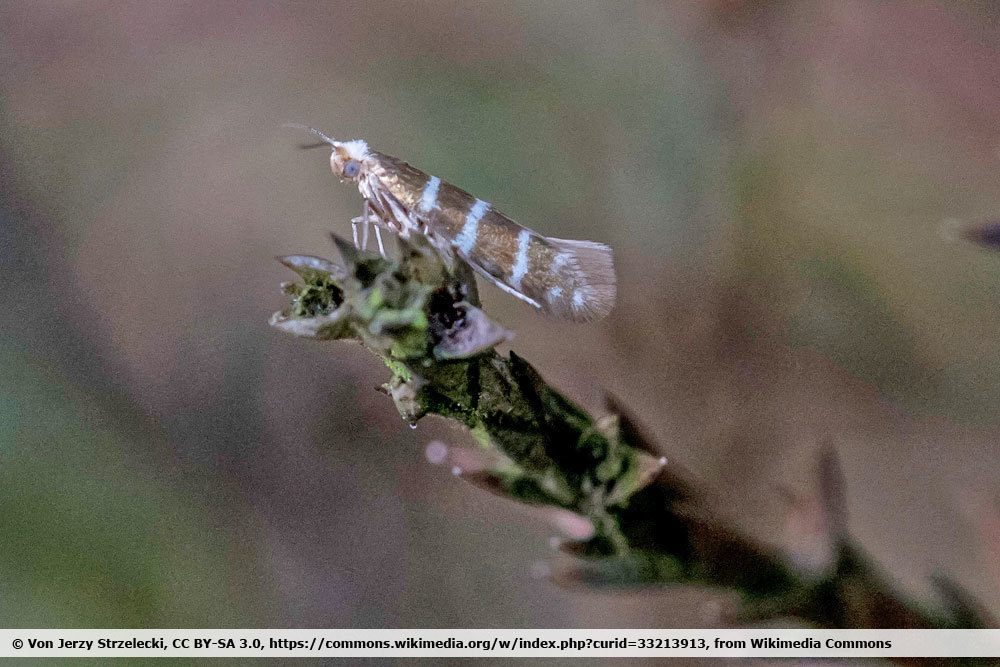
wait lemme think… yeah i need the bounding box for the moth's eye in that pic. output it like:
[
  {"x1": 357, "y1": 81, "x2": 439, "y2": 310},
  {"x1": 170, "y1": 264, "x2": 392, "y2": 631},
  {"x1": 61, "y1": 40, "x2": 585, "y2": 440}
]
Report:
[{"x1": 343, "y1": 160, "x2": 360, "y2": 178}]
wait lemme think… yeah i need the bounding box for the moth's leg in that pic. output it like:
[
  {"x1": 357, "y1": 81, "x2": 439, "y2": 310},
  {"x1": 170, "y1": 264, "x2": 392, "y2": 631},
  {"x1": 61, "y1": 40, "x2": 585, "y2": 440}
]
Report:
[
  {"x1": 352, "y1": 204, "x2": 387, "y2": 256},
  {"x1": 386, "y1": 197, "x2": 411, "y2": 240},
  {"x1": 375, "y1": 195, "x2": 403, "y2": 238},
  {"x1": 362, "y1": 199, "x2": 378, "y2": 251},
  {"x1": 351, "y1": 200, "x2": 374, "y2": 250},
  {"x1": 360, "y1": 218, "x2": 370, "y2": 251}
]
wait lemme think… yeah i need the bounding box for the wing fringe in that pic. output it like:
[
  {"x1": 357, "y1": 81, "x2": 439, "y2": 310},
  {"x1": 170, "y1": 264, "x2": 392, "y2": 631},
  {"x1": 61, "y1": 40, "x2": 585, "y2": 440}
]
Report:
[{"x1": 545, "y1": 238, "x2": 616, "y2": 322}]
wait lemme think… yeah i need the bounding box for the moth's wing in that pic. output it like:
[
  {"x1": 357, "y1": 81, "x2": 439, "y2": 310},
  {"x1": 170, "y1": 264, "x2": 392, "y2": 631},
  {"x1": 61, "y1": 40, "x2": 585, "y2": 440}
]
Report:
[{"x1": 540, "y1": 237, "x2": 616, "y2": 322}]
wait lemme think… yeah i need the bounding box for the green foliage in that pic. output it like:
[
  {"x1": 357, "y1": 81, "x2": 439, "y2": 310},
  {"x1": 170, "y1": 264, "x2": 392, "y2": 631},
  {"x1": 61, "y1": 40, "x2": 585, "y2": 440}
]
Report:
[{"x1": 0, "y1": 340, "x2": 260, "y2": 629}]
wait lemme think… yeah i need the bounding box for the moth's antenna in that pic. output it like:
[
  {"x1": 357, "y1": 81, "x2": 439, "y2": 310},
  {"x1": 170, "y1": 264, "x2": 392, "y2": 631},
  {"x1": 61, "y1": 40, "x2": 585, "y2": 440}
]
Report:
[{"x1": 281, "y1": 122, "x2": 338, "y2": 147}]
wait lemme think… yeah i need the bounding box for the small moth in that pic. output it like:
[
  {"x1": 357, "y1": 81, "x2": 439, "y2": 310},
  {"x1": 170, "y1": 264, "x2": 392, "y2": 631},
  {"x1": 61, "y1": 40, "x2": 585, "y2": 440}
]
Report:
[{"x1": 289, "y1": 126, "x2": 616, "y2": 322}]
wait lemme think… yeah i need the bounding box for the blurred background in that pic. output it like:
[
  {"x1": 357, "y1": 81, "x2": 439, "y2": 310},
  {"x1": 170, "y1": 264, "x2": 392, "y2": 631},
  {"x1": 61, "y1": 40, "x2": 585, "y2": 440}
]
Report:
[{"x1": 2, "y1": 0, "x2": 1000, "y2": 648}]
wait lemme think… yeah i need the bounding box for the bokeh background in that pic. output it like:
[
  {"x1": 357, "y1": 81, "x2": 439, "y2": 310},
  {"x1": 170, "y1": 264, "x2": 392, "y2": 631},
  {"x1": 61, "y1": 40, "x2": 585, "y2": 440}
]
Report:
[{"x1": 2, "y1": 0, "x2": 1000, "y2": 652}]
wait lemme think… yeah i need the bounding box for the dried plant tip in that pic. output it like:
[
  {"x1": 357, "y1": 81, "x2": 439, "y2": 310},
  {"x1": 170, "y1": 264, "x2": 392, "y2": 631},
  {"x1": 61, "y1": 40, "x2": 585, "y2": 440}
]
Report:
[
  {"x1": 268, "y1": 309, "x2": 348, "y2": 340},
  {"x1": 330, "y1": 231, "x2": 364, "y2": 264},
  {"x1": 779, "y1": 485, "x2": 835, "y2": 577},
  {"x1": 594, "y1": 414, "x2": 619, "y2": 441},
  {"x1": 604, "y1": 392, "x2": 663, "y2": 457},
  {"x1": 542, "y1": 508, "x2": 596, "y2": 541},
  {"x1": 276, "y1": 254, "x2": 344, "y2": 279},
  {"x1": 959, "y1": 219, "x2": 1000, "y2": 250},
  {"x1": 455, "y1": 469, "x2": 507, "y2": 497},
  {"x1": 817, "y1": 442, "x2": 848, "y2": 544},
  {"x1": 432, "y1": 303, "x2": 513, "y2": 360},
  {"x1": 555, "y1": 539, "x2": 589, "y2": 557},
  {"x1": 440, "y1": 445, "x2": 500, "y2": 475},
  {"x1": 929, "y1": 574, "x2": 997, "y2": 628},
  {"x1": 606, "y1": 450, "x2": 670, "y2": 506}
]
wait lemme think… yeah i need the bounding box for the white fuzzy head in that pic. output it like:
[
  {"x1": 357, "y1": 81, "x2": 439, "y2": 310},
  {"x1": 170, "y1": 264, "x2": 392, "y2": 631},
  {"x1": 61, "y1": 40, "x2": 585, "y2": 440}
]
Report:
[
  {"x1": 329, "y1": 139, "x2": 370, "y2": 182},
  {"x1": 284, "y1": 125, "x2": 371, "y2": 182}
]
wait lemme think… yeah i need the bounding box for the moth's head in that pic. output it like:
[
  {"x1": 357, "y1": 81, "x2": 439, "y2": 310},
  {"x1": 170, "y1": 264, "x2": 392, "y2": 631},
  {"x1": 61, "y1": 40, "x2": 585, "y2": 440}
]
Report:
[
  {"x1": 285, "y1": 124, "x2": 370, "y2": 183},
  {"x1": 329, "y1": 140, "x2": 370, "y2": 183}
]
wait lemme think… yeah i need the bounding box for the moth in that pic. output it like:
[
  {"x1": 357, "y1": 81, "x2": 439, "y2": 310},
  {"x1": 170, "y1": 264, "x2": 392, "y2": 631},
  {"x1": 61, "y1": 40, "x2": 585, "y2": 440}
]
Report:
[{"x1": 290, "y1": 125, "x2": 616, "y2": 322}]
